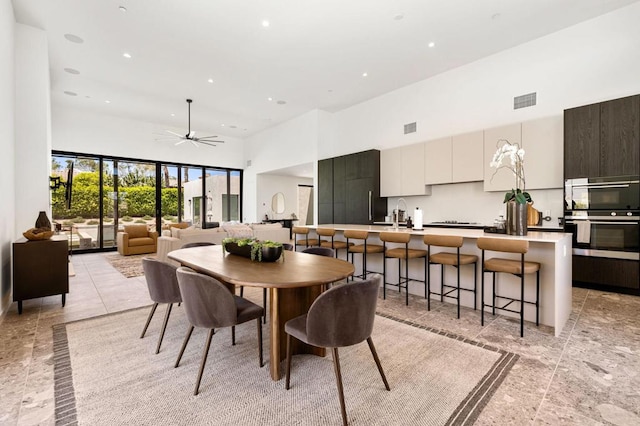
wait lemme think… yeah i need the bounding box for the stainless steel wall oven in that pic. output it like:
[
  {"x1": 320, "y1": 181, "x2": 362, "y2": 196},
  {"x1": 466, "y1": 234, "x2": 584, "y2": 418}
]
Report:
[{"x1": 564, "y1": 176, "x2": 640, "y2": 261}]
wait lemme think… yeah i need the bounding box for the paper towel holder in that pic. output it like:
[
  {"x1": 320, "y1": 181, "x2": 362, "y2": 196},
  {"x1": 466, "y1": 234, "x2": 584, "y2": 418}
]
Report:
[{"x1": 413, "y1": 207, "x2": 424, "y2": 230}]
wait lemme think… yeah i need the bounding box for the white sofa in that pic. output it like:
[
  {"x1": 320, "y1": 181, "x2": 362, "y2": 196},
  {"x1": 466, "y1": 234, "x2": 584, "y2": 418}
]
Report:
[{"x1": 157, "y1": 223, "x2": 290, "y2": 264}]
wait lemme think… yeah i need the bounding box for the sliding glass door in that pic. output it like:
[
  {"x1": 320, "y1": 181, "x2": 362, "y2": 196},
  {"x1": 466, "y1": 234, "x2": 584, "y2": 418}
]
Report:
[{"x1": 52, "y1": 151, "x2": 242, "y2": 253}]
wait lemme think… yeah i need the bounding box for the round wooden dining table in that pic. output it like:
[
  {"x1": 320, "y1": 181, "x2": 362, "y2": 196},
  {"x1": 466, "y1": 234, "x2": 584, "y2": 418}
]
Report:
[{"x1": 168, "y1": 244, "x2": 355, "y2": 380}]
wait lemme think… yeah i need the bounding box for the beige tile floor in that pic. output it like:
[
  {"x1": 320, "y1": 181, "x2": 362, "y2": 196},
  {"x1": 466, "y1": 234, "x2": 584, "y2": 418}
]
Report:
[{"x1": 1, "y1": 252, "x2": 639, "y2": 425}]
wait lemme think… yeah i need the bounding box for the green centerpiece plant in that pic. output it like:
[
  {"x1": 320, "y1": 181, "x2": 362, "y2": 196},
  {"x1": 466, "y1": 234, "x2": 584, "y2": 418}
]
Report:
[{"x1": 222, "y1": 237, "x2": 284, "y2": 262}]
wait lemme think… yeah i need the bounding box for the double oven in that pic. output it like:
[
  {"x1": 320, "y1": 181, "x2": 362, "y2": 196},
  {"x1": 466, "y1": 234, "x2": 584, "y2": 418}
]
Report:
[{"x1": 564, "y1": 176, "x2": 640, "y2": 261}]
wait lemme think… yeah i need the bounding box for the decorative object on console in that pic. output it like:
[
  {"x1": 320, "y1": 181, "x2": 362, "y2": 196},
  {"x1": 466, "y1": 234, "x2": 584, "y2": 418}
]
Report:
[
  {"x1": 154, "y1": 99, "x2": 225, "y2": 147},
  {"x1": 222, "y1": 237, "x2": 283, "y2": 262},
  {"x1": 490, "y1": 139, "x2": 530, "y2": 235},
  {"x1": 23, "y1": 211, "x2": 54, "y2": 240}
]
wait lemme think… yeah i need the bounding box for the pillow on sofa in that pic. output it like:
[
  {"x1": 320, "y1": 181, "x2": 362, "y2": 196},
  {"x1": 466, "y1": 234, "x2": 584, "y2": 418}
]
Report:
[
  {"x1": 250, "y1": 223, "x2": 282, "y2": 231},
  {"x1": 222, "y1": 223, "x2": 254, "y2": 238}
]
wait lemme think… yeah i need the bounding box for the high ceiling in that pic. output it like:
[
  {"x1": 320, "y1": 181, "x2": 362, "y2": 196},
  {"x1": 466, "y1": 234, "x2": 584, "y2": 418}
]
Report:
[{"x1": 12, "y1": 0, "x2": 639, "y2": 139}]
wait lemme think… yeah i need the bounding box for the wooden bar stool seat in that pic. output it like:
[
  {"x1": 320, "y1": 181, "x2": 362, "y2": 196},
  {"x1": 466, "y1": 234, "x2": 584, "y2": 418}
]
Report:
[
  {"x1": 424, "y1": 234, "x2": 478, "y2": 319},
  {"x1": 379, "y1": 232, "x2": 427, "y2": 306},
  {"x1": 292, "y1": 226, "x2": 319, "y2": 251},
  {"x1": 344, "y1": 230, "x2": 384, "y2": 281},
  {"x1": 477, "y1": 237, "x2": 541, "y2": 337},
  {"x1": 317, "y1": 228, "x2": 353, "y2": 259}
]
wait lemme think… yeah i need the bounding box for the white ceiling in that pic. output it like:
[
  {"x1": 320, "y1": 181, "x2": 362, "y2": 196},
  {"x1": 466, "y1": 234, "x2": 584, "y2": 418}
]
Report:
[{"x1": 12, "y1": 0, "x2": 640, "y2": 141}]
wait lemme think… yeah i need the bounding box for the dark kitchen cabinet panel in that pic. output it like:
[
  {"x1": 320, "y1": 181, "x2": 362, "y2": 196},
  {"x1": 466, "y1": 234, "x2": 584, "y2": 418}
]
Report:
[
  {"x1": 564, "y1": 104, "x2": 601, "y2": 178},
  {"x1": 564, "y1": 94, "x2": 640, "y2": 179},
  {"x1": 333, "y1": 156, "x2": 346, "y2": 204},
  {"x1": 317, "y1": 150, "x2": 386, "y2": 225},
  {"x1": 573, "y1": 256, "x2": 639, "y2": 290},
  {"x1": 318, "y1": 159, "x2": 333, "y2": 204},
  {"x1": 600, "y1": 95, "x2": 640, "y2": 177}
]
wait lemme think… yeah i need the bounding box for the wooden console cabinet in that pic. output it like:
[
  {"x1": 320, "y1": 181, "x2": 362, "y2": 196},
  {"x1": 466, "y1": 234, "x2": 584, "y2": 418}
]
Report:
[{"x1": 13, "y1": 235, "x2": 69, "y2": 314}]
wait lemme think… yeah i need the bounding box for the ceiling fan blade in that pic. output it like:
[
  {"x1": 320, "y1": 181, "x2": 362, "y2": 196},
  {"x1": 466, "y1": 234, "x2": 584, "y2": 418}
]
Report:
[
  {"x1": 166, "y1": 130, "x2": 184, "y2": 137},
  {"x1": 190, "y1": 140, "x2": 199, "y2": 147},
  {"x1": 197, "y1": 135, "x2": 218, "y2": 139},
  {"x1": 198, "y1": 138, "x2": 225, "y2": 143},
  {"x1": 175, "y1": 139, "x2": 188, "y2": 146},
  {"x1": 198, "y1": 140, "x2": 221, "y2": 147}
]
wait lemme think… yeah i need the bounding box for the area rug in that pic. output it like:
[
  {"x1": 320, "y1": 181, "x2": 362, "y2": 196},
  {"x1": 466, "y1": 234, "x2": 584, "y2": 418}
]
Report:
[
  {"x1": 103, "y1": 253, "x2": 152, "y2": 278},
  {"x1": 53, "y1": 308, "x2": 517, "y2": 426}
]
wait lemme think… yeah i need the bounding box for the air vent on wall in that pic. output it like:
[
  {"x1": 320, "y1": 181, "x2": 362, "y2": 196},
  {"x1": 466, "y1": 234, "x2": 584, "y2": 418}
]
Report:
[
  {"x1": 404, "y1": 122, "x2": 417, "y2": 134},
  {"x1": 246, "y1": 160, "x2": 252, "y2": 167},
  {"x1": 514, "y1": 92, "x2": 537, "y2": 109}
]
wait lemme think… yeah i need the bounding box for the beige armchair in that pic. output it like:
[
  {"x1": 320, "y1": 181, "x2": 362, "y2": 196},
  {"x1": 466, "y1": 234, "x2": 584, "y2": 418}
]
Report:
[{"x1": 117, "y1": 225, "x2": 158, "y2": 256}]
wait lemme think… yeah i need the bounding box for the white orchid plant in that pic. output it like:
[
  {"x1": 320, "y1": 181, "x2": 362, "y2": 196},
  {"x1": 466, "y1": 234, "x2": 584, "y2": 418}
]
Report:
[{"x1": 490, "y1": 139, "x2": 531, "y2": 205}]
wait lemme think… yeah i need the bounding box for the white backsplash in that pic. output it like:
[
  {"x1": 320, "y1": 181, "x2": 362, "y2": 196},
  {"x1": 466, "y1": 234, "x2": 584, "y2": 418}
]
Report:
[{"x1": 387, "y1": 181, "x2": 564, "y2": 228}]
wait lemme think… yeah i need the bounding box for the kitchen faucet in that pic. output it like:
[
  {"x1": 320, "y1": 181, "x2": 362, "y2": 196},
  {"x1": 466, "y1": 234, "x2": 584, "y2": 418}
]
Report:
[{"x1": 394, "y1": 198, "x2": 407, "y2": 229}]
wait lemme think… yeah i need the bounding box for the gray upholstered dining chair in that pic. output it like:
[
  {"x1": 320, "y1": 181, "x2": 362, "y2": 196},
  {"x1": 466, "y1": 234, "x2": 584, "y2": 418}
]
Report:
[
  {"x1": 285, "y1": 274, "x2": 390, "y2": 426},
  {"x1": 175, "y1": 267, "x2": 264, "y2": 395},
  {"x1": 140, "y1": 258, "x2": 182, "y2": 354},
  {"x1": 301, "y1": 246, "x2": 335, "y2": 257}
]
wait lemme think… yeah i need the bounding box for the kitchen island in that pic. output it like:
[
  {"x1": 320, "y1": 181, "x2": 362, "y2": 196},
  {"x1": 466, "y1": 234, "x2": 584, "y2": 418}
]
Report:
[{"x1": 304, "y1": 224, "x2": 572, "y2": 337}]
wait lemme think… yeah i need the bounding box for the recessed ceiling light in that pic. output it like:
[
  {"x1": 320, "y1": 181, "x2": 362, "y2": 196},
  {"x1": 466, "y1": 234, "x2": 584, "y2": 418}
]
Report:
[
  {"x1": 123, "y1": 52, "x2": 132, "y2": 59},
  {"x1": 207, "y1": 78, "x2": 214, "y2": 83},
  {"x1": 492, "y1": 13, "x2": 501, "y2": 20},
  {"x1": 119, "y1": 6, "x2": 127, "y2": 12},
  {"x1": 64, "y1": 34, "x2": 84, "y2": 44},
  {"x1": 267, "y1": 97, "x2": 273, "y2": 101},
  {"x1": 64, "y1": 91, "x2": 77, "y2": 96},
  {"x1": 64, "y1": 68, "x2": 80, "y2": 75},
  {"x1": 277, "y1": 100, "x2": 286, "y2": 105},
  {"x1": 230, "y1": 125, "x2": 237, "y2": 129},
  {"x1": 85, "y1": 95, "x2": 91, "y2": 98},
  {"x1": 170, "y1": 113, "x2": 175, "y2": 117},
  {"x1": 105, "y1": 100, "x2": 111, "y2": 104},
  {"x1": 362, "y1": 72, "x2": 368, "y2": 77},
  {"x1": 394, "y1": 14, "x2": 404, "y2": 20},
  {"x1": 328, "y1": 89, "x2": 333, "y2": 93},
  {"x1": 221, "y1": 124, "x2": 225, "y2": 127},
  {"x1": 428, "y1": 41, "x2": 435, "y2": 48},
  {"x1": 262, "y1": 20, "x2": 270, "y2": 27}
]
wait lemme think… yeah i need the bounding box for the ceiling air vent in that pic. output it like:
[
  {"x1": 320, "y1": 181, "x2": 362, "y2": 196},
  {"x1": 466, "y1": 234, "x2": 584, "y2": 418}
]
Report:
[
  {"x1": 404, "y1": 122, "x2": 417, "y2": 134},
  {"x1": 514, "y1": 92, "x2": 537, "y2": 109}
]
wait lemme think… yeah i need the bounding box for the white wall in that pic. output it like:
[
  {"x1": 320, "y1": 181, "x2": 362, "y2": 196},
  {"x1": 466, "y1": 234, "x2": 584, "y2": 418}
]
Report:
[
  {"x1": 52, "y1": 105, "x2": 245, "y2": 168},
  {"x1": 0, "y1": 0, "x2": 15, "y2": 316},
  {"x1": 256, "y1": 174, "x2": 313, "y2": 222},
  {"x1": 243, "y1": 110, "x2": 320, "y2": 222},
  {"x1": 247, "y1": 3, "x2": 640, "y2": 225},
  {"x1": 14, "y1": 24, "x2": 51, "y2": 239}
]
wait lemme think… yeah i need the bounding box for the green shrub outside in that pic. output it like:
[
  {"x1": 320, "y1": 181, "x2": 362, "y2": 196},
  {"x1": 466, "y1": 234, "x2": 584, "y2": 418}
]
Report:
[
  {"x1": 52, "y1": 171, "x2": 179, "y2": 219},
  {"x1": 134, "y1": 219, "x2": 146, "y2": 224},
  {"x1": 122, "y1": 216, "x2": 133, "y2": 222}
]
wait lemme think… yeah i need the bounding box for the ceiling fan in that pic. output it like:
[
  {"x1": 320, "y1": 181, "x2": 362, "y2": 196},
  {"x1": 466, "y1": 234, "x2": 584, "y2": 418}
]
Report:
[{"x1": 155, "y1": 99, "x2": 224, "y2": 147}]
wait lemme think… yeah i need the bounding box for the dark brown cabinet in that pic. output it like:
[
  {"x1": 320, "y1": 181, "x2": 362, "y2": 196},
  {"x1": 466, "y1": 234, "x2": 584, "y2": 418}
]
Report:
[
  {"x1": 600, "y1": 95, "x2": 640, "y2": 176},
  {"x1": 13, "y1": 236, "x2": 69, "y2": 314},
  {"x1": 564, "y1": 94, "x2": 640, "y2": 178},
  {"x1": 572, "y1": 256, "x2": 639, "y2": 291},
  {"x1": 318, "y1": 150, "x2": 386, "y2": 224}
]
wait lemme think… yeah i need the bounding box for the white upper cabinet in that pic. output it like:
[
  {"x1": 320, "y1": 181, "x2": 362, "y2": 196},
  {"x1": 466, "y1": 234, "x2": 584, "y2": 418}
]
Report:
[
  {"x1": 381, "y1": 143, "x2": 428, "y2": 197},
  {"x1": 452, "y1": 130, "x2": 484, "y2": 182},
  {"x1": 521, "y1": 115, "x2": 563, "y2": 190},
  {"x1": 402, "y1": 143, "x2": 427, "y2": 195},
  {"x1": 424, "y1": 137, "x2": 452, "y2": 185},
  {"x1": 483, "y1": 123, "x2": 522, "y2": 192},
  {"x1": 380, "y1": 147, "x2": 402, "y2": 197}
]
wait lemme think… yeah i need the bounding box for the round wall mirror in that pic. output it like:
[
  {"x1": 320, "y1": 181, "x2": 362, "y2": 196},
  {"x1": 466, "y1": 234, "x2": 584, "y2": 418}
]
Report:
[{"x1": 272, "y1": 192, "x2": 285, "y2": 214}]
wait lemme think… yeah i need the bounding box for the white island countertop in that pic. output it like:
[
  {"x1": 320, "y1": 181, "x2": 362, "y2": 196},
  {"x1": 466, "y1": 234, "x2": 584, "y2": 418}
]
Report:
[{"x1": 301, "y1": 224, "x2": 572, "y2": 337}]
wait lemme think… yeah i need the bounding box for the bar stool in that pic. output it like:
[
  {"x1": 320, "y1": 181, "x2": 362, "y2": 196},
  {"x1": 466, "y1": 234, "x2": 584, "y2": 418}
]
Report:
[
  {"x1": 423, "y1": 234, "x2": 478, "y2": 319},
  {"x1": 379, "y1": 232, "x2": 428, "y2": 306},
  {"x1": 344, "y1": 230, "x2": 384, "y2": 281},
  {"x1": 292, "y1": 226, "x2": 319, "y2": 251},
  {"x1": 477, "y1": 237, "x2": 541, "y2": 337},
  {"x1": 317, "y1": 228, "x2": 353, "y2": 259}
]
